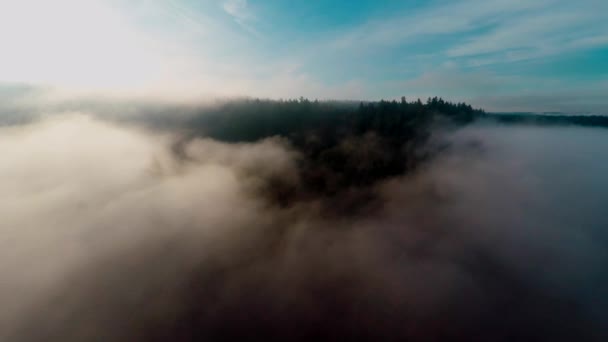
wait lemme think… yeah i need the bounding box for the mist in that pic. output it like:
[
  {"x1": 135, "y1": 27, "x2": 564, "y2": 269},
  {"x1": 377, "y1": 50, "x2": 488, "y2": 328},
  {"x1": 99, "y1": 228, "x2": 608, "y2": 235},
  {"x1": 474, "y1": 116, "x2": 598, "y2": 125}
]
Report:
[{"x1": 1, "y1": 109, "x2": 607, "y2": 341}]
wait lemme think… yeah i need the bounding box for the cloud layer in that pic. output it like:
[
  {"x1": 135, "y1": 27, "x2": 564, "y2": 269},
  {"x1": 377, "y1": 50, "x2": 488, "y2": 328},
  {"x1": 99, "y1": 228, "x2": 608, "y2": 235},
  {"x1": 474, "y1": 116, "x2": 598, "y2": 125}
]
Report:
[{"x1": 1, "y1": 111, "x2": 607, "y2": 341}]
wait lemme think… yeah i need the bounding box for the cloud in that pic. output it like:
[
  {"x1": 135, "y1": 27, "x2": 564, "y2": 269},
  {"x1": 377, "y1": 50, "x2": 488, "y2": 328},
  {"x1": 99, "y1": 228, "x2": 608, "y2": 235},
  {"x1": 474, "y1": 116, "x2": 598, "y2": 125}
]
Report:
[
  {"x1": 0, "y1": 113, "x2": 301, "y2": 339},
  {"x1": 222, "y1": 0, "x2": 250, "y2": 21},
  {"x1": 324, "y1": 0, "x2": 555, "y2": 51},
  {"x1": 311, "y1": 0, "x2": 607, "y2": 74},
  {"x1": 221, "y1": 0, "x2": 259, "y2": 35},
  {"x1": 447, "y1": 3, "x2": 608, "y2": 63},
  {"x1": 1, "y1": 107, "x2": 607, "y2": 340}
]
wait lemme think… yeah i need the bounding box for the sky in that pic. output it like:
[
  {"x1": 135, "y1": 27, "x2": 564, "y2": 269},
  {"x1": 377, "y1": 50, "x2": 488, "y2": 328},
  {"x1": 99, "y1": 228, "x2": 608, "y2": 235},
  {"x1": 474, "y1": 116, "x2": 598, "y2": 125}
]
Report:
[{"x1": 0, "y1": 0, "x2": 607, "y2": 112}]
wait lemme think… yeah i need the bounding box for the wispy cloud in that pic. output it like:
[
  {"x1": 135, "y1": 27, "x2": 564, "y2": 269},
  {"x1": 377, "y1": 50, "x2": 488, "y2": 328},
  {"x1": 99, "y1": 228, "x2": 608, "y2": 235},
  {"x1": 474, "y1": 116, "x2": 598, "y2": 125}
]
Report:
[
  {"x1": 447, "y1": 3, "x2": 608, "y2": 65},
  {"x1": 221, "y1": 0, "x2": 260, "y2": 36},
  {"x1": 320, "y1": 0, "x2": 607, "y2": 68},
  {"x1": 163, "y1": 1, "x2": 212, "y2": 37},
  {"x1": 222, "y1": 0, "x2": 250, "y2": 22},
  {"x1": 326, "y1": 0, "x2": 554, "y2": 51}
]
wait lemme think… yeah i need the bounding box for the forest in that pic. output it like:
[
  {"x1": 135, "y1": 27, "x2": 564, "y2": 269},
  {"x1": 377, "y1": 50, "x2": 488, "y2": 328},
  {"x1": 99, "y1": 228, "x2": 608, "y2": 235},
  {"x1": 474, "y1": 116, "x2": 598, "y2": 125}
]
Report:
[
  {"x1": 177, "y1": 97, "x2": 486, "y2": 207},
  {"x1": 145, "y1": 97, "x2": 608, "y2": 209}
]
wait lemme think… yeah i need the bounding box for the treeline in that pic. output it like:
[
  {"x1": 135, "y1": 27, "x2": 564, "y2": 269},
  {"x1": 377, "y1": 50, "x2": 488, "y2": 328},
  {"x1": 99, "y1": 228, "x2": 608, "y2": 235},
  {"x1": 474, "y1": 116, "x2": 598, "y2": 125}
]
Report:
[
  {"x1": 184, "y1": 97, "x2": 484, "y2": 206},
  {"x1": 191, "y1": 96, "x2": 484, "y2": 143}
]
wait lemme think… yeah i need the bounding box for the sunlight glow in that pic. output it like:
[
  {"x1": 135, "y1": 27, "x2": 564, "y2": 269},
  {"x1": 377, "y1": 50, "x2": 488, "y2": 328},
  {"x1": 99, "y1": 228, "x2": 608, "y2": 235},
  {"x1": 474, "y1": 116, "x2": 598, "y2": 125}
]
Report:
[{"x1": 0, "y1": 0, "x2": 166, "y2": 91}]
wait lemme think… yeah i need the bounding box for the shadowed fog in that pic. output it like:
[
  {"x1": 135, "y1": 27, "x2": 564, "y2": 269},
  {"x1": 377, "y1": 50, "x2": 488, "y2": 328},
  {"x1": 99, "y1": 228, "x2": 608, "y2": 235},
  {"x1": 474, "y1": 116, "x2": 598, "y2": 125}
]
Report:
[{"x1": 1, "y1": 112, "x2": 607, "y2": 341}]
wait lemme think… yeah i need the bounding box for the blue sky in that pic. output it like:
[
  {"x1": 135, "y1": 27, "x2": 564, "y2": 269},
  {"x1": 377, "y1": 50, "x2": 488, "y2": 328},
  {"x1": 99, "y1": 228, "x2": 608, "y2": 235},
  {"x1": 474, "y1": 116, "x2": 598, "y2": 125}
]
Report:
[{"x1": 1, "y1": 0, "x2": 607, "y2": 112}]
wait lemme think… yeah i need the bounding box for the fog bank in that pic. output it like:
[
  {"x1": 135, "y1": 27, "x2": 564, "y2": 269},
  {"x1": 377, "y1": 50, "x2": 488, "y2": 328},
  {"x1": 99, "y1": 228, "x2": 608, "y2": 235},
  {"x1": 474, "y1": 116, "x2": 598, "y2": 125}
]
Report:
[{"x1": 1, "y1": 114, "x2": 607, "y2": 341}]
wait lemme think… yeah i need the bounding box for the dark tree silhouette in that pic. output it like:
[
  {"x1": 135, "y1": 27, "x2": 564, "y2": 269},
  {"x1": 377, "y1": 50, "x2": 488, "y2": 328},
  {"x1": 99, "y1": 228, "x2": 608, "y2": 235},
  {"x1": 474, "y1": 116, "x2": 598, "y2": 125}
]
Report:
[{"x1": 182, "y1": 97, "x2": 485, "y2": 206}]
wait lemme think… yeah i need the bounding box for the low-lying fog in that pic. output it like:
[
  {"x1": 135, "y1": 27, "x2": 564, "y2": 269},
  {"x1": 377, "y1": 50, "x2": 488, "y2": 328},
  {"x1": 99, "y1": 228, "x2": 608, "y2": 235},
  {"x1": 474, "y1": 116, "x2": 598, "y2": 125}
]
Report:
[{"x1": 1, "y1": 113, "x2": 606, "y2": 341}]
